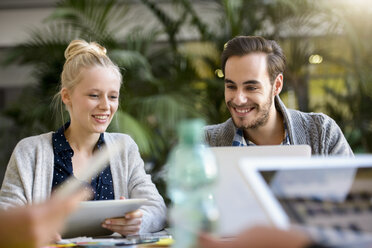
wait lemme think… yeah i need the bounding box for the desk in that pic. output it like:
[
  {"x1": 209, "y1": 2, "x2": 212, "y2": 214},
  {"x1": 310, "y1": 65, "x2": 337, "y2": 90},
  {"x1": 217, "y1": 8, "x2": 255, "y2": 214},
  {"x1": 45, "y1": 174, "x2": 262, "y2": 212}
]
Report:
[{"x1": 44, "y1": 231, "x2": 173, "y2": 248}]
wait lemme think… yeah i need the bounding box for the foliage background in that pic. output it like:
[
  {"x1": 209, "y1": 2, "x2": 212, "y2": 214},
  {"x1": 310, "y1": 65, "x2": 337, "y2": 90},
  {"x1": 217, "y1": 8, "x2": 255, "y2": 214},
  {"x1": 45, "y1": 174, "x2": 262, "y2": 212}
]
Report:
[{"x1": 1, "y1": 0, "x2": 372, "y2": 196}]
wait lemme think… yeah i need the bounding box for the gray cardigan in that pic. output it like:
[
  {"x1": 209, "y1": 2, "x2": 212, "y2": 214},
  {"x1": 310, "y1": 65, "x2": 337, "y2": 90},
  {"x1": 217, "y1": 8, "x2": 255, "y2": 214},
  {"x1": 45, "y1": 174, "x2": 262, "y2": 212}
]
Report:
[
  {"x1": 205, "y1": 96, "x2": 353, "y2": 156},
  {"x1": 0, "y1": 132, "x2": 166, "y2": 233}
]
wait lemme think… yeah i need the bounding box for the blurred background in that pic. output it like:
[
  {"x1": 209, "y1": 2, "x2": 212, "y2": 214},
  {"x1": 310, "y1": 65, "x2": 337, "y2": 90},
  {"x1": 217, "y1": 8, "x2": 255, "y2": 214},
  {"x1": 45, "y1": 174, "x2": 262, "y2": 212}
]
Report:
[{"x1": 0, "y1": 0, "x2": 371, "y2": 196}]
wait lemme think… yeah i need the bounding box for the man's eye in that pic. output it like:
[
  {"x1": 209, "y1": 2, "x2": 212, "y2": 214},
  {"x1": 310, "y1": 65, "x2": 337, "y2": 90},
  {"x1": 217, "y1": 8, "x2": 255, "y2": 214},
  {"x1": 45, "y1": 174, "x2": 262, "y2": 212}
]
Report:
[
  {"x1": 247, "y1": 87, "x2": 257, "y2": 91},
  {"x1": 226, "y1": 85, "x2": 236, "y2": 89},
  {"x1": 110, "y1": 95, "x2": 118, "y2": 100},
  {"x1": 89, "y1": 94, "x2": 99, "y2": 98}
]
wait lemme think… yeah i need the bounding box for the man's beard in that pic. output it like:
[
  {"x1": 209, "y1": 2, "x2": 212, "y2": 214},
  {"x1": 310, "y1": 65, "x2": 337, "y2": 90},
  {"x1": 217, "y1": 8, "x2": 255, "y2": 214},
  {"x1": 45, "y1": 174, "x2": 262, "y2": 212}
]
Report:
[{"x1": 229, "y1": 94, "x2": 273, "y2": 130}]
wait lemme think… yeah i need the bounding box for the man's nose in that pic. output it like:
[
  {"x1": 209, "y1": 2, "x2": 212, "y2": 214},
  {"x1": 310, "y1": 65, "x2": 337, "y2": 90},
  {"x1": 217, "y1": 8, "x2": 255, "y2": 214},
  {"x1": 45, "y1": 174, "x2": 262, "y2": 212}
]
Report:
[{"x1": 234, "y1": 90, "x2": 247, "y2": 105}]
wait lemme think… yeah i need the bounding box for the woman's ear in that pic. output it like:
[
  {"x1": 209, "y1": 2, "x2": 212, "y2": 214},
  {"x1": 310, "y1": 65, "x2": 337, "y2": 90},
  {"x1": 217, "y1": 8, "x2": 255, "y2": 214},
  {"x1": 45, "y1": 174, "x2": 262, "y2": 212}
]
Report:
[
  {"x1": 61, "y1": 88, "x2": 71, "y2": 106},
  {"x1": 273, "y1": 74, "x2": 283, "y2": 96}
]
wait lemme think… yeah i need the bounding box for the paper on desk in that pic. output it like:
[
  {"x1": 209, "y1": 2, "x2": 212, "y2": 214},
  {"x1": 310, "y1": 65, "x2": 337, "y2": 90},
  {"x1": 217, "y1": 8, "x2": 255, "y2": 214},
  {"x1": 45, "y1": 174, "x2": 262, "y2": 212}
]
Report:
[{"x1": 57, "y1": 236, "x2": 159, "y2": 247}]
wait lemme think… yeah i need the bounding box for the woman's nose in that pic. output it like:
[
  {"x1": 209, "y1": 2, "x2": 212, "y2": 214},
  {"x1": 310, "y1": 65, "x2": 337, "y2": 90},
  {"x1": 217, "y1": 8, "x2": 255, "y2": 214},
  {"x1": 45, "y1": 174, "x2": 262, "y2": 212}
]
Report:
[{"x1": 99, "y1": 97, "x2": 109, "y2": 109}]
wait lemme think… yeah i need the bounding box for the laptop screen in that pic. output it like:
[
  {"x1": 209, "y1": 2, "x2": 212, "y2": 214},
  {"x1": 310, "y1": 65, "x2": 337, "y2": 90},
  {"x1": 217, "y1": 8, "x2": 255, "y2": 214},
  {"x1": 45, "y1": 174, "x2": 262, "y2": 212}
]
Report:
[{"x1": 210, "y1": 145, "x2": 311, "y2": 236}]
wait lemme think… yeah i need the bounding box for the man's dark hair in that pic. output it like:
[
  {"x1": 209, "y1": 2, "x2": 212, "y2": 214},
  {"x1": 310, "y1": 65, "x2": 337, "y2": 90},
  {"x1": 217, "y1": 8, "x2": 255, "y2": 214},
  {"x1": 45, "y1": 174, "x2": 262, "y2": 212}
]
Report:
[{"x1": 221, "y1": 36, "x2": 286, "y2": 83}]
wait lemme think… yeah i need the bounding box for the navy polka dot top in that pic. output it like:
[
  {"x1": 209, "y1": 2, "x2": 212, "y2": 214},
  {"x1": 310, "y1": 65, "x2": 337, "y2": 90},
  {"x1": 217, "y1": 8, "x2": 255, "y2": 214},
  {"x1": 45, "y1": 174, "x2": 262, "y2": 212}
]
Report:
[{"x1": 52, "y1": 122, "x2": 115, "y2": 200}]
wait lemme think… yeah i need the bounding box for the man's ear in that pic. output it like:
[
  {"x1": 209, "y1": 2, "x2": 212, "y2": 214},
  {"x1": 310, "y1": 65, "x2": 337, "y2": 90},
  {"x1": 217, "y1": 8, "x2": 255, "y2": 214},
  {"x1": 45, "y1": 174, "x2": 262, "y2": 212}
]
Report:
[
  {"x1": 61, "y1": 88, "x2": 71, "y2": 106},
  {"x1": 273, "y1": 74, "x2": 283, "y2": 96}
]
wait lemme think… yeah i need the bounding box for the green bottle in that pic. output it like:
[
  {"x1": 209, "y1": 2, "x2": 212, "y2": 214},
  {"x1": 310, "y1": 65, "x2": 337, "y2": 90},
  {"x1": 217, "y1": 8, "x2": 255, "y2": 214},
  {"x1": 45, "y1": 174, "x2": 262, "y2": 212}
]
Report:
[{"x1": 167, "y1": 119, "x2": 219, "y2": 248}]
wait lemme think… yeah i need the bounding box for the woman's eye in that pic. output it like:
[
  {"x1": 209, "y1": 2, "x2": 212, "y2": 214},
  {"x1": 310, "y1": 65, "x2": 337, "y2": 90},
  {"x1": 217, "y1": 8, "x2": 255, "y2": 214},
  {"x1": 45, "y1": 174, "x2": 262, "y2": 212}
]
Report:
[
  {"x1": 110, "y1": 95, "x2": 118, "y2": 100},
  {"x1": 89, "y1": 94, "x2": 99, "y2": 98}
]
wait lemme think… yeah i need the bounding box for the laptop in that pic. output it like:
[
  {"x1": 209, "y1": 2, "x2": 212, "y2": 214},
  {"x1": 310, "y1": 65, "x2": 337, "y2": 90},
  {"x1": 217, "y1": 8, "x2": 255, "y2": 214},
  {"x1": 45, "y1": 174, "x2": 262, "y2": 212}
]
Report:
[
  {"x1": 210, "y1": 145, "x2": 311, "y2": 236},
  {"x1": 238, "y1": 156, "x2": 372, "y2": 247}
]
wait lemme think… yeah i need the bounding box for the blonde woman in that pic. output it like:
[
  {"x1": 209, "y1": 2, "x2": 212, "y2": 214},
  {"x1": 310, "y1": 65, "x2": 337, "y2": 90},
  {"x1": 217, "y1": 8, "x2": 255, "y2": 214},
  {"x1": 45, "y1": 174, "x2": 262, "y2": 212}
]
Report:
[{"x1": 0, "y1": 39, "x2": 166, "y2": 236}]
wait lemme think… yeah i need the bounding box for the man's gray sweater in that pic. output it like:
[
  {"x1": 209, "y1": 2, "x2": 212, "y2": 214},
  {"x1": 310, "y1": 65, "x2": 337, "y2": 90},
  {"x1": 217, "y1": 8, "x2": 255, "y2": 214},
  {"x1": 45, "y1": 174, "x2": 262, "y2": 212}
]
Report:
[{"x1": 204, "y1": 96, "x2": 353, "y2": 156}]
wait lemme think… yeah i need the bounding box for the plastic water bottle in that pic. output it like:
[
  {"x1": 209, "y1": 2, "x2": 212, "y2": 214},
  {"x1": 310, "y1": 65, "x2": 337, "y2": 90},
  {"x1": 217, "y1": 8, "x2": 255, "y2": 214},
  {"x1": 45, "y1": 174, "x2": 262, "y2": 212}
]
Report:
[{"x1": 167, "y1": 119, "x2": 219, "y2": 248}]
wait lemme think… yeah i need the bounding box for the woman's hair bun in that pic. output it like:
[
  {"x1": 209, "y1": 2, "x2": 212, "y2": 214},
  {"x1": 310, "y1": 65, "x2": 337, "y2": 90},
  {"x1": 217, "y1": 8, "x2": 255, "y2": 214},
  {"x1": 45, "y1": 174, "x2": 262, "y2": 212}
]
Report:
[{"x1": 64, "y1": 39, "x2": 107, "y2": 62}]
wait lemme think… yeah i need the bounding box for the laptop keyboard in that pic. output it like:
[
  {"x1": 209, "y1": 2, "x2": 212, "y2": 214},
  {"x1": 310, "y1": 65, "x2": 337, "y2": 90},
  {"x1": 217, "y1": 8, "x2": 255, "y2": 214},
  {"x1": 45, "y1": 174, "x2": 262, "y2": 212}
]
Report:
[{"x1": 280, "y1": 192, "x2": 372, "y2": 245}]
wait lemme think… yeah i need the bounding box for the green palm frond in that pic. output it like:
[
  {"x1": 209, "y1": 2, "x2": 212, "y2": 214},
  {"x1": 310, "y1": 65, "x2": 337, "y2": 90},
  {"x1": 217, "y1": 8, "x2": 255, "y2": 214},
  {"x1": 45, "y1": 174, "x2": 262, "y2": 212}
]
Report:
[
  {"x1": 125, "y1": 27, "x2": 161, "y2": 55},
  {"x1": 174, "y1": 0, "x2": 213, "y2": 40},
  {"x1": 3, "y1": 22, "x2": 76, "y2": 66},
  {"x1": 47, "y1": 0, "x2": 128, "y2": 44},
  {"x1": 314, "y1": 1, "x2": 372, "y2": 152},
  {"x1": 220, "y1": 0, "x2": 266, "y2": 37},
  {"x1": 4, "y1": 0, "x2": 130, "y2": 66},
  {"x1": 131, "y1": 93, "x2": 204, "y2": 136},
  {"x1": 266, "y1": 0, "x2": 323, "y2": 39},
  {"x1": 322, "y1": 2, "x2": 372, "y2": 93},
  {"x1": 109, "y1": 49, "x2": 156, "y2": 83},
  {"x1": 222, "y1": 0, "x2": 244, "y2": 36},
  {"x1": 109, "y1": 110, "x2": 160, "y2": 157},
  {"x1": 139, "y1": 0, "x2": 188, "y2": 50},
  {"x1": 285, "y1": 38, "x2": 312, "y2": 74},
  {"x1": 178, "y1": 41, "x2": 220, "y2": 79}
]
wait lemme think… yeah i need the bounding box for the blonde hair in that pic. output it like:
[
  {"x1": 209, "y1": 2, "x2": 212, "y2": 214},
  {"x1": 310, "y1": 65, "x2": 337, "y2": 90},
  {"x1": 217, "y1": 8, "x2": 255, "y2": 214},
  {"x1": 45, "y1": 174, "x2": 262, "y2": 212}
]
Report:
[{"x1": 53, "y1": 39, "x2": 122, "y2": 124}]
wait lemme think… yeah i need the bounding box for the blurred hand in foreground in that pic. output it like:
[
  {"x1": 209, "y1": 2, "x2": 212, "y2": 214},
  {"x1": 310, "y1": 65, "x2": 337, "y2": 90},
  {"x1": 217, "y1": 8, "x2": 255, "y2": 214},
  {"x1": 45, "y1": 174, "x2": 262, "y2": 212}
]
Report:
[
  {"x1": 199, "y1": 226, "x2": 312, "y2": 248},
  {"x1": 0, "y1": 188, "x2": 90, "y2": 248}
]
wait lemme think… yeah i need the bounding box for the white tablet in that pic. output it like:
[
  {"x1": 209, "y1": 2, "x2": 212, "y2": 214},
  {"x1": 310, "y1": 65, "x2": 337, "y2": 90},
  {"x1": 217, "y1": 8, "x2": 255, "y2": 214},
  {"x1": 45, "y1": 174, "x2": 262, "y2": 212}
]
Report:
[
  {"x1": 62, "y1": 198, "x2": 147, "y2": 238},
  {"x1": 239, "y1": 156, "x2": 372, "y2": 246},
  {"x1": 52, "y1": 139, "x2": 146, "y2": 238}
]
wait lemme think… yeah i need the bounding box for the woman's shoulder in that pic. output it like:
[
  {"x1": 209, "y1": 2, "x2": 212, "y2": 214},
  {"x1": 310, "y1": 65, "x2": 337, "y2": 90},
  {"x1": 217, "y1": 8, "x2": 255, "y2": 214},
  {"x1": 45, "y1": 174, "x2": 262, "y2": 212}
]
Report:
[
  {"x1": 104, "y1": 132, "x2": 141, "y2": 159},
  {"x1": 11, "y1": 132, "x2": 53, "y2": 159},
  {"x1": 104, "y1": 132, "x2": 137, "y2": 146},
  {"x1": 16, "y1": 132, "x2": 53, "y2": 149}
]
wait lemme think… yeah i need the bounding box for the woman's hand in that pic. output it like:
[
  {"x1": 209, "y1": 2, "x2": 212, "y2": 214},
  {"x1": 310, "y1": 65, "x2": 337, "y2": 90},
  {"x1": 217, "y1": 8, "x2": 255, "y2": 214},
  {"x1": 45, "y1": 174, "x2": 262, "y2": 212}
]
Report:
[{"x1": 102, "y1": 196, "x2": 143, "y2": 236}]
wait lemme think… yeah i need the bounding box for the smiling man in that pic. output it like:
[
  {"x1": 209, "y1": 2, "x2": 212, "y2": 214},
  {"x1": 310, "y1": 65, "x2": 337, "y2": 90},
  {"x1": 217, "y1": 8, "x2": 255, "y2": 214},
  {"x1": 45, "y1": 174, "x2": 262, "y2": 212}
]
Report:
[{"x1": 204, "y1": 36, "x2": 353, "y2": 155}]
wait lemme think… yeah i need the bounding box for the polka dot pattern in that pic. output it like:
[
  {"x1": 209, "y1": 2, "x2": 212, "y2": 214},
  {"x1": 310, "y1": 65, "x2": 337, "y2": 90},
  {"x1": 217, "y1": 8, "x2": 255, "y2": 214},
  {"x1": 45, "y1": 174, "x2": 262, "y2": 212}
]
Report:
[{"x1": 51, "y1": 122, "x2": 115, "y2": 200}]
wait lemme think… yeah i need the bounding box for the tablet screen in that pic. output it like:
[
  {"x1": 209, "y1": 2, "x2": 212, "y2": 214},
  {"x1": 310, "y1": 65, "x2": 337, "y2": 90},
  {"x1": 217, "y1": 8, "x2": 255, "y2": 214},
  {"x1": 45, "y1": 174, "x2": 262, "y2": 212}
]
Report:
[
  {"x1": 63, "y1": 198, "x2": 147, "y2": 238},
  {"x1": 260, "y1": 167, "x2": 372, "y2": 234}
]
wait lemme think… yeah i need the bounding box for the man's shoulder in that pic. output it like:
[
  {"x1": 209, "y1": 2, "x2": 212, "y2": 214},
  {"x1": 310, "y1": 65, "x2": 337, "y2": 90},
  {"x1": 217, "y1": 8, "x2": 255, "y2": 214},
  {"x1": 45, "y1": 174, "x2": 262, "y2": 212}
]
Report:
[
  {"x1": 286, "y1": 108, "x2": 352, "y2": 156},
  {"x1": 204, "y1": 119, "x2": 235, "y2": 146},
  {"x1": 276, "y1": 96, "x2": 336, "y2": 128},
  {"x1": 204, "y1": 118, "x2": 234, "y2": 133},
  {"x1": 287, "y1": 109, "x2": 335, "y2": 127}
]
